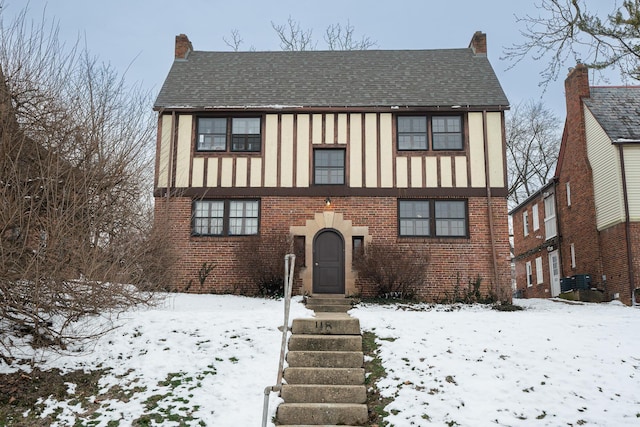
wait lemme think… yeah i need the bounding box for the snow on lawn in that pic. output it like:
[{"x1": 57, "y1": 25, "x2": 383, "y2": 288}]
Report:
[
  {"x1": 353, "y1": 299, "x2": 640, "y2": 426},
  {"x1": 1, "y1": 295, "x2": 639, "y2": 426}
]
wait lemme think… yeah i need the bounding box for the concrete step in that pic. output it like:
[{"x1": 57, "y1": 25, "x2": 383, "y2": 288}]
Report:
[
  {"x1": 283, "y1": 367, "x2": 365, "y2": 385},
  {"x1": 305, "y1": 303, "x2": 352, "y2": 313},
  {"x1": 280, "y1": 384, "x2": 366, "y2": 404},
  {"x1": 287, "y1": 350, "x2": 363, "y2": 368},
  {"x1": 276, "y1": 403, "x2": 368, "y2": 426},
  {"x1": 288, "y1": 334, "x2": 362, "y2": 352},
  {"x1": 291, "y1": 317, "x2": 361, "y2": 335}
]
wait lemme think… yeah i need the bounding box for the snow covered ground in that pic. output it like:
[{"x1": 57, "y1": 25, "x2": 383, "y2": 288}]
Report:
[{"x1": 1, "y1": 294, "x2": 639, "y2": 426}]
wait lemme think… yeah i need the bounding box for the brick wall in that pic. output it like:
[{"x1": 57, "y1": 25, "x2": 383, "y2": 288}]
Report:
[
  {"x1": 555, "y1": 64, "x2": 604, "y2": 288},
  {"x1": 512, "y1": 192, "x2": 557, "y2": 298},
  {"x1": 154, "y1": 195, "x2": 512, "y2": 303}
]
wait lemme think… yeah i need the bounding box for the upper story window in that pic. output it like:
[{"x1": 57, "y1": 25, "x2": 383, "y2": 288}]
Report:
[
  {"x1": 399, "y1": 199, "x2": 468, "y2": 237},
  {"x1": 197, "y1": 117, "x2": 261, "y2": 152},
  {"x1": 397, "y1": 115, "x2": 463, "y2": 151},
  {"x1": 397, "y1": 116, "x2": 427, "y2": 150},
  {"x1": 532, "y1": 204, "x2": 540, "y2": 231},
  {"x1": 314, "y1": 149, "x2": 345, "y2": 185},
  {"x1": 432, "y1": 116, "x2": 463, "y2": 150},
  {"x1": 523, "y1": 211, "x2": 529, "y2": 237},
  {"x1": 192, "y1": 199, "x2": 259, "y2": 236},
  {"x1": 544, "y1": 194, "x2": 557, "y2": 240}
]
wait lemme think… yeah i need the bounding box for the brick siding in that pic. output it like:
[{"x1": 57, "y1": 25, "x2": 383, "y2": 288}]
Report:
[{"x1": 155, "y1": 195, "x2": 512, "y2": 302}]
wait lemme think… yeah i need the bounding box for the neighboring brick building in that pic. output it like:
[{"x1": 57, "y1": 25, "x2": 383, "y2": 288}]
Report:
[
  {"x1": 153, "y1": 32, "x2": 512, "y2": 301},
  {"x1": 511, "y1": 64, "x2": 640, "y2": 305}
]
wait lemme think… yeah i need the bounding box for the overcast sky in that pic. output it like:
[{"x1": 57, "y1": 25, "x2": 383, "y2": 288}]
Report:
[{"x1": 2, "y1": 0, "x2": 626, "y2": 118}]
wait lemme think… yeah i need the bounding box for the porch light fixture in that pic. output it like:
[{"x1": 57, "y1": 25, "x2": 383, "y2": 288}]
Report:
[{"x1": 324, "y1": 197, "x2": 331, "y2": 207}]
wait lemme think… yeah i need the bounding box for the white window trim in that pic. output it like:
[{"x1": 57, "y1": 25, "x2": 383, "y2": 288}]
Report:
[
  {"x1": 570, "y1": 243, "x2": 576, "y2": 269},
  {"x1": 532, "y1": 204, "x2": 540, "y2": 231},
  {"x1": 566, "y1": 182, "x2": 572, "y2": 207},
  {"x1": 535, "y1": 257, "x2": 544, "y2": 284},
  {"x1": 526, "y1": 261, "x2": 533, "y2": 287},
  {"x1": 523, "y1": 211, "x2": 529, "y2": 237}
]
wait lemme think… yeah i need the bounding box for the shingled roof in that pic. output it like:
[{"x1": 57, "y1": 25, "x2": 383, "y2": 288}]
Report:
[
  {"x1": 154, "y1": 42, "x2": 509, "y2": 110},
  {"x1": 584, "y1": 86, "x2": 640, "y2": 143}
]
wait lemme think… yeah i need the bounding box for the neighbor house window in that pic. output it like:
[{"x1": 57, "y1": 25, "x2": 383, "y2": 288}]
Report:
[
  {"x1": 566, "y1": 182, "x2": 572, "y2": 206},
  {"x1": 535, "y1": 257, "x2": 544, "y2": 284},
  {"x1": 399, "y1": 200, "x2": 467, "y2": 237},
  {"x1": 432, "y1": 116, "x2": 463, "y2": 150},
  {"x1": 544, "y1": 194, "x2": 557, "y2": 240},
  {"x1": 192, "y1": 199, "x2": 259, "y2": 236},
  {"x1": 197, "y1": 117, "x2": 261, "y2": 152},
  {"x1": 314, "y1": 149, "x2": 345, "y2": 184},
  {"x1": 526, "y1": 261, "x2": 533, "y2": 287},
  {"x1": 532, "y1": 204, "x2": 540, "y2": 231},
  {"x1": 523, "y1": 211, "x2": 529, "y2": 237},
  {"x1": 570, "y1": 243, "x2": 576, "y2": 269},
  {"x1": 397, "y1": 115, "x2": 463, "y2": 151}
]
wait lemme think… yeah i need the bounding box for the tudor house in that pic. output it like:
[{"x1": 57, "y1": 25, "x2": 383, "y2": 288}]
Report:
[
  {"x1": 511, "y1": 64, "x2": 640, "y2": 305},
  {"x1": 153, "y1": 32, "x2": 512, "y2": 301}
]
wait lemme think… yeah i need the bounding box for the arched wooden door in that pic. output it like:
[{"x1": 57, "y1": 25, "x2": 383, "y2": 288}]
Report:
[{"x1": 312, "y1": 229, "x2": 345, "y2": 294}]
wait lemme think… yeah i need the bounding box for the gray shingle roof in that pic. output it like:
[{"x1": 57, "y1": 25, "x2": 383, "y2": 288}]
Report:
[
  {"x1": 154, "y1": 49, "x2": 509, "y2": 110},
  {"x1": 584, "y1": 87, "x2": 640, "y2": 142}
]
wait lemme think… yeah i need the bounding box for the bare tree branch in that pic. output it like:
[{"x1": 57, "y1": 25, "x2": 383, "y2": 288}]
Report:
[
  {"x1": 1, "y1": 2, "x2": 175, "y2": 364},
  {"x1": 271, "y1": 16, "x2": 316, "y2": 51},
  {"x1": 504, "y1": 0, "x2": 640, "y2": 87},
  {"x1": 506, "y1": 100, "x2": 562, "y2": 207}
]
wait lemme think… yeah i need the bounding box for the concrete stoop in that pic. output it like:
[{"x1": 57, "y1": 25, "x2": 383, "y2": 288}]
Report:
[
  {"x1": 276, "y1": 296, "x2": 368, "y2": 426},
  {"x1": 304, "y1": 294, "x2": 355, "y2": 313}
]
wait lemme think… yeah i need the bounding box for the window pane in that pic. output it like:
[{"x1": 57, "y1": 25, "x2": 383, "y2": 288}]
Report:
[
  {"x1": 232, "y1": 118, "x2": 260, "y2": 134},
  {"x1": 434, "y1": 201, "x2": 466, "y2": 236},
  {"x1": 193, "y1": 201, "x2": 224, "y2": 235},
  {"x1": 229, "y1": 201, "x2": 259, "y2": 235},
  {"x1": 398, "y1": 116, "x2": 427, "y2": 150},
  {"x1": 198, "y1": 118, "x2": 227, "y2": 151},
  {"x1": 315, "y1": 150, "x2": 345, "y2": 184},
  {"x1": 432, "y1": 116, "x2": 462, "y2": 150},
  {"x1": 399, "y1": 201, "x2": 430, "y2": 236}
]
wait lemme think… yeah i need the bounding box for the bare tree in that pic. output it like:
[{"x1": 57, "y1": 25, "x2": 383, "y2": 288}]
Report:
[
  {"x1": 504, "y1": 0, "x2": 640, "y2": 87},
  {"x1": 227, "y1": 17, "x2": 377, "y2": 52},
  {"x1": 0, "y1": 4, "x2": 173, "y2": 363},
  {"x1": 271, "y1": 16, "x2": 316, "y2": 51},
  {"x1": 324, "y1": 20, "x2": 377, "y2": 50},
  {"x1": 506, "y1": 100, "x2": 562, "y2": 206}
]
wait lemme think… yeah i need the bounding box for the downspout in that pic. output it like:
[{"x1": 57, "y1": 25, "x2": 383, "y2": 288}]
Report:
[
  {"x1": 166, "y1": 111, "x2": 177, "y2": 206},
  {"x1": 616, "y1": 143, "x2": 637, "y2": 306},
  {"x1": 482, "y1": 111, "x2": 501, "y2": 300}
]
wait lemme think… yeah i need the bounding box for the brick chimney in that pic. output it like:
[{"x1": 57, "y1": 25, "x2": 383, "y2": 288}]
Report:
[
  {"x1": 469, "y1": 31, "x2": 487, "y2": 55},
  {"x1": 564, "y1": 63, "x2": 590, "y2": 116},
  {"x1": 175, "y1": 34, "x2": 193, "y2": 60}
]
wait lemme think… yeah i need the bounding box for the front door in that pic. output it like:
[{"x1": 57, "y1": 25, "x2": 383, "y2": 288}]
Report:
[
  {"x1": 313, "y1": 229, "x2": 345, "y2": 294},
  {"x1": 549, "y1": 250, "x2": 561, "y2": 297}
]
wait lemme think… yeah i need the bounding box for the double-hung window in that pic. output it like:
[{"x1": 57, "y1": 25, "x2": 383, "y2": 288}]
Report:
[
  {"x1": 399, "y1": 200, "x2": 467, "y2": 237},
  {"x1": 397, "y1": 115, "x2": 463, "y2": 151},
  {"x1": 192, "y1": 200, "x2": 259, "y2": 236},
  {"x1": 197, "y1": 117, "x2": 261, "y2": 152},
  {"x1": 314, "y1": 149, "x2": 345, "y2": 185}
]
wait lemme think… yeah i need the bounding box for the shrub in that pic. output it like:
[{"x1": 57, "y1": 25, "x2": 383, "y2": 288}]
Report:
[
  {"x1": 237, "y1": 233, "x2": 297, "y2": 298},
  {"x1": 353, "y1": 241, "x2": 427, "y2": 299}
]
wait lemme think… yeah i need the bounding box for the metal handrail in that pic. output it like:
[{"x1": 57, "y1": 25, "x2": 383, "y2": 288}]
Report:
[{"x1": 261, "y1": 253, "x2": 296, "y2": 427}]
